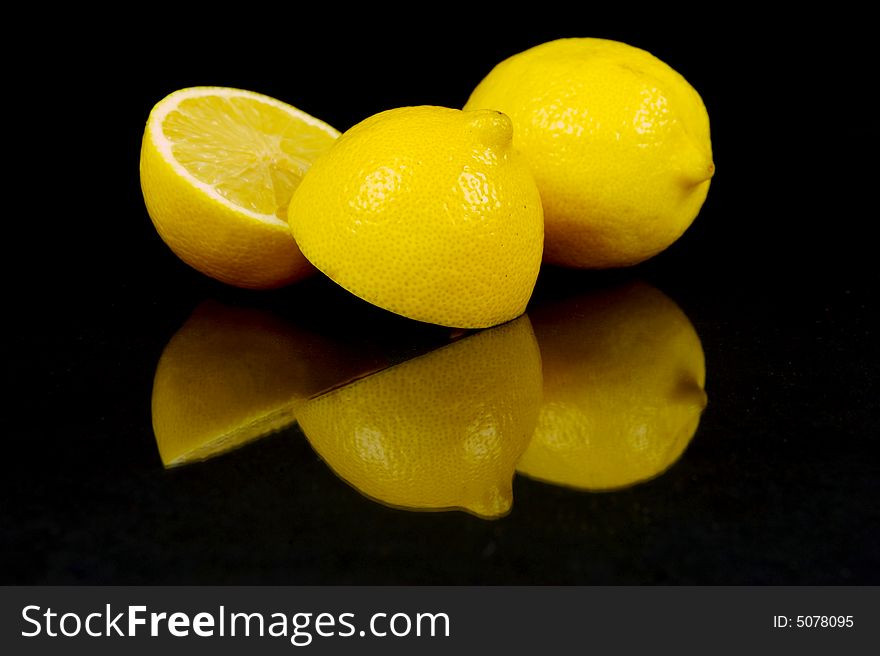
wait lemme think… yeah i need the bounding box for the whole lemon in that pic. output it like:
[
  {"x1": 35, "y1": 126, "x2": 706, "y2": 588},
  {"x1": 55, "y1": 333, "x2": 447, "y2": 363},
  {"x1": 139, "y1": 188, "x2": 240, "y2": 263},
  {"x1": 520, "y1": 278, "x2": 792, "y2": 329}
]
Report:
[
  {"x1": 288, "y1": 106, "x2": 544, "y2": 329},
  {"x1": 465, "y1": 38, "x2": 714, "y2": 268},
  {"x1": 516, "y1": 282, "x2": 707, "y2": 490}
]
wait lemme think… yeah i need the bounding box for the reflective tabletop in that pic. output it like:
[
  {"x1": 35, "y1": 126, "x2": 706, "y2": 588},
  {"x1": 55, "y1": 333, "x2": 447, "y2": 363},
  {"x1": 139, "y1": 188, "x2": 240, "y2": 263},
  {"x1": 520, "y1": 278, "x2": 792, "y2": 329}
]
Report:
[{"x1": 6, "y1": 26, "x2": 878, "y2": 585}]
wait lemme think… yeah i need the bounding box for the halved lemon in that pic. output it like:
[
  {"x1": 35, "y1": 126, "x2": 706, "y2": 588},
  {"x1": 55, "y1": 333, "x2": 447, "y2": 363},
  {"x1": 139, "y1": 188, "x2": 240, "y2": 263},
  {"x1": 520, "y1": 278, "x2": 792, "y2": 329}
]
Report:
[
  {"x1": 140, "y1": 87, "x2": 339, "y2": 289},
  {"x1": 152, "y1": 301, "x2": 384, "y2": 467},
  {"x1": 297, "y1": 316, "x2": 543, "y2": 519}
]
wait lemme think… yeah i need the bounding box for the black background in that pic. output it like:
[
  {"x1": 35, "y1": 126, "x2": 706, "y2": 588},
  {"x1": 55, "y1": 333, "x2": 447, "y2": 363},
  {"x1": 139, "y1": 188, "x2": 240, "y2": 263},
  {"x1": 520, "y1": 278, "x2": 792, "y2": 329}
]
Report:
[{"x1": 5, "y1": 13, "x2": 877, "y2": 583}]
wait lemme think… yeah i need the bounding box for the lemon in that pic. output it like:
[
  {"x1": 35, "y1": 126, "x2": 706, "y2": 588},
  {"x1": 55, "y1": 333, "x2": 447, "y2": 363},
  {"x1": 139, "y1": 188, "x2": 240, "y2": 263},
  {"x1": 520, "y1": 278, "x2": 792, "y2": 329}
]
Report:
[
  {"x1": 288, "y1": 106, "x2": 543, "y2": 328},
  {"x1": 296, "y1": 316, "x2": 543, "y2": 518},
  {"x1": 152, "y1": 301, "x2": 378, "y2": 467},
  {"x1": 140, "y1": 87, "x2": 339, "y2": 289},
  {"x1": 465, "y1": 38, "x2": 714, "y2": 268},
  {"x1": 516, "y1": 282, "x2": 707, "y2": 490}
]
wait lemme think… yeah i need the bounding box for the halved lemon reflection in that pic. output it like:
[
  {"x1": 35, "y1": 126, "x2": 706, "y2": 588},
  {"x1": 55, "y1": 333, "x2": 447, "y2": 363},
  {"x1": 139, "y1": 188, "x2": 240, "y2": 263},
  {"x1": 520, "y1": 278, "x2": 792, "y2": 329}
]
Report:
[
  {"x1": 297, "y1": 316, "x2": 543, "y2": 519},
  {"x1": 517, "y1": 282, "x2": 707, "y2": 491},
  {"x1": 152, "y1": 301, "x2": 382, "y2": 467}
]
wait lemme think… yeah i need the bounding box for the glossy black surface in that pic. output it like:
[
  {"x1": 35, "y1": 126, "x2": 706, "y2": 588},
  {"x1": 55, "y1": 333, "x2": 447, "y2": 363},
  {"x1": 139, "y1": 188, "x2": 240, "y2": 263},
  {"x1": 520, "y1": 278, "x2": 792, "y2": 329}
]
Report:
[{"x1": 5, "y1": 19, "x2": 877, "y2": 584}]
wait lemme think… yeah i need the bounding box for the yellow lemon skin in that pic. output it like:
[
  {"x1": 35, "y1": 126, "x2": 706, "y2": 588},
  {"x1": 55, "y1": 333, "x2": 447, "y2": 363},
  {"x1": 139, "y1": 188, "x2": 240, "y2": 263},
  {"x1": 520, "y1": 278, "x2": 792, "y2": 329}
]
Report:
[
  {"x1": 465, "y1": 38, "x2": 714, "y2": 268},
  {"x1": 140, "y1": 87, "x2": 339, "y2": 289},
  {"x1": 516, "y1": 283, "x2": 706, "y2": 490},
  {"x1": 288, "y1": 106, "x2": 544, "y2": 329},
  {"x1": 152, "y1": 301, "x2": 378, "y2": 467},
  {"x1": 297, "y1": 316, "x2": 543, "y2": 519}
]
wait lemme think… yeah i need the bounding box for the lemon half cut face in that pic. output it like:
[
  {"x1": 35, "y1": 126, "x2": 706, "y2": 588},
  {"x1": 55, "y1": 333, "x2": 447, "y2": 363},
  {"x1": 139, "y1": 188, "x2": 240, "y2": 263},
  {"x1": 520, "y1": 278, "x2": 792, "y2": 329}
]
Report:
[{"x1": 140, "y1": 87, "x2": 339, "y2": 288}]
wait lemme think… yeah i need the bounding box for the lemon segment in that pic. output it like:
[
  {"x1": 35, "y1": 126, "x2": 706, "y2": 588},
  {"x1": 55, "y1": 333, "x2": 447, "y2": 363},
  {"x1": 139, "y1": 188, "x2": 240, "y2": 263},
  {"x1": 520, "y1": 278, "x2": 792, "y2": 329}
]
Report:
[
  {"x1": 465, "y1": 38, "x2": 714, "y2": 268},
  {"x1": 516, "y1": 283, "x2": 706, "y2": 490},
  {"x1": 297, "y1": 316, "x2": 543, "y2": 518},
  {"x1": 288, "y1": 106, "x2": 543, "y2": 329},
  {"x1": 140, "y1": 87, "x2": 339, "y2": 289}
]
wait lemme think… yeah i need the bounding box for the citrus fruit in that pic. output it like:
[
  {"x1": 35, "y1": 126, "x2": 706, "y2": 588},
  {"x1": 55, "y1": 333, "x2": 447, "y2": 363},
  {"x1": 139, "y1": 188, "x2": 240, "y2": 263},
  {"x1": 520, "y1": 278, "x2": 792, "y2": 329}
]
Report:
[
  {"x1": 288, "y1": 106, "x2": 543, "y2": 328},
  {"x1": 297, "y1": 316, "x2": 543, "y2": 518},
  {"x1": 465, "y1": 38, "x2": 714, "y2": 268},
  {"x1": 152, "y1": 301, "x2": 379, "y2": 467},
  {"x1": 140, "y1": 87, "x2": 339, "y2": 288},
  {"x1": 516, "y1": 282, "x2": 707, "y2": 490}
]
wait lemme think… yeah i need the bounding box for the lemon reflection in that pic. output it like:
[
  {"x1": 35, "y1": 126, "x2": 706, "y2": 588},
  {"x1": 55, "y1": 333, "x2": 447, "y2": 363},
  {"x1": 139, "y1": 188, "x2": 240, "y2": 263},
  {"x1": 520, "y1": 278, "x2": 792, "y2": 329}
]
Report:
[
  {"x1": 297, "y1": 316, "x2": 543, "y2": 519},
  {"x1": 517, "y1": 282, "x2": 707, "y2": 491},
  {"x1": 152, "y1": 301, "x2": 381, "y2": 467}
]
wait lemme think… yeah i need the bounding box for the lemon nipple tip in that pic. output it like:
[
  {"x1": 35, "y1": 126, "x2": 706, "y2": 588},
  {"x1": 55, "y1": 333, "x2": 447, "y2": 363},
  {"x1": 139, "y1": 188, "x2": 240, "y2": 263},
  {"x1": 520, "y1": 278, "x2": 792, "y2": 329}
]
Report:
[
  {"x1": 466, "y1": 109, "x2": 513, "y2": 148},
  {"x1": 464, "y1": 483, "x2": 512, "y2": 519},
  {"x1": 681, "y1": 158, "x2": 715, "y2": 187}
]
